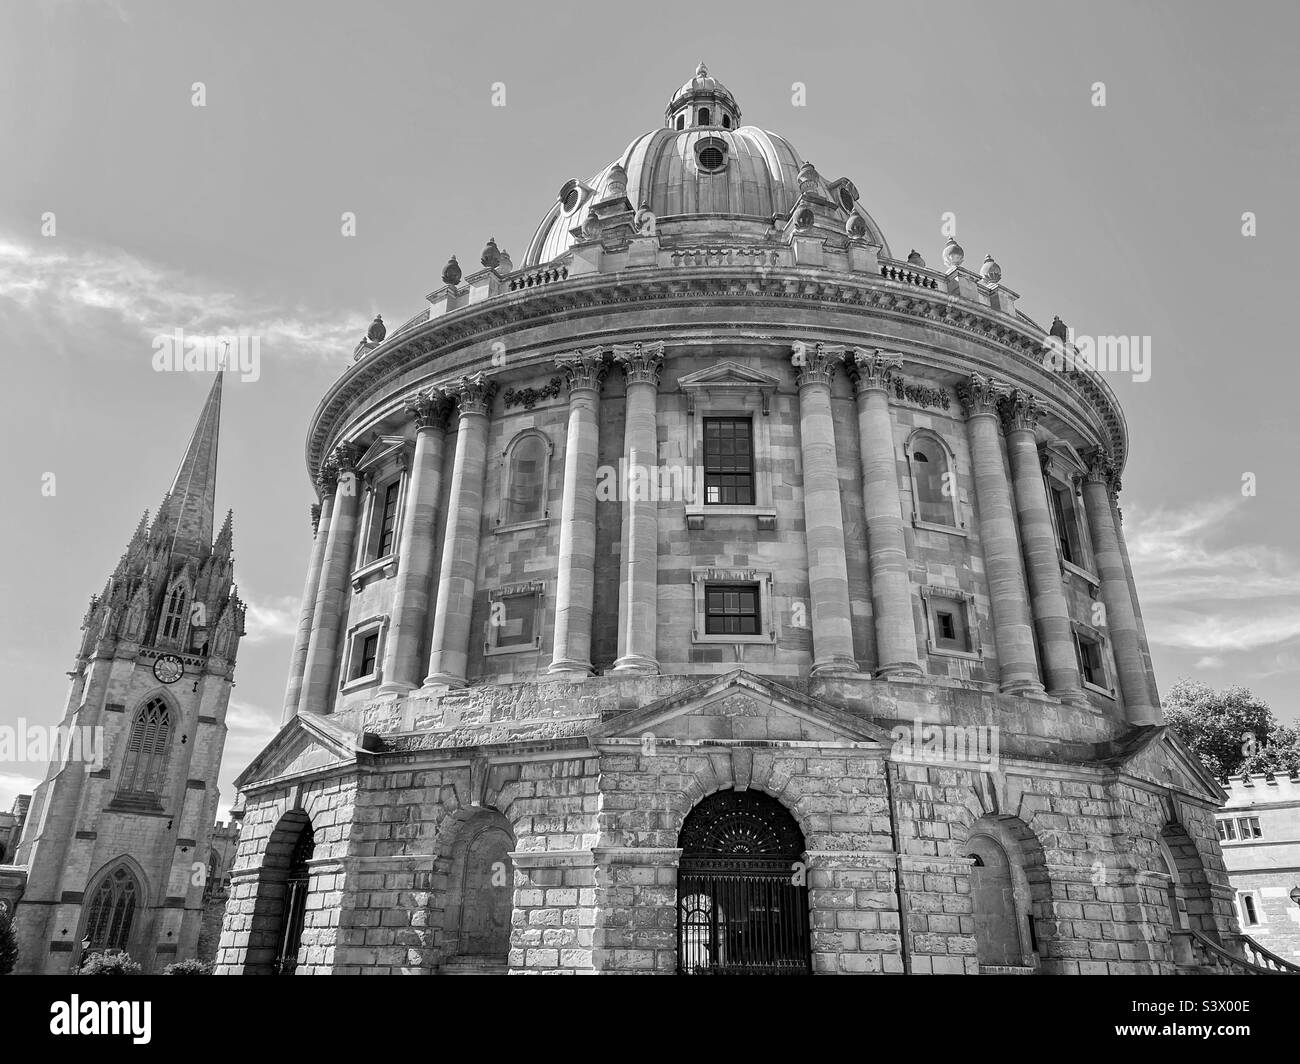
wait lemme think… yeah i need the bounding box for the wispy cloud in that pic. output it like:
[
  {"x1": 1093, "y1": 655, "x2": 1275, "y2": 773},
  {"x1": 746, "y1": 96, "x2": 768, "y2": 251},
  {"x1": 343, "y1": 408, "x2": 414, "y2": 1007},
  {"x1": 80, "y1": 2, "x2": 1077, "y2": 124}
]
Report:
[
  {"x1": 0, "y1": 234, "x2": 360, "y2": 360},
  {"x1": 242, "y1": 592, "x2": 300, "y2": 643},
  {"x1": 0, "y1": 769, "x2": 44, "y2": 811},
  {"x1": 1127, "y1": 498, "x2": 1300, "y2": 654}
]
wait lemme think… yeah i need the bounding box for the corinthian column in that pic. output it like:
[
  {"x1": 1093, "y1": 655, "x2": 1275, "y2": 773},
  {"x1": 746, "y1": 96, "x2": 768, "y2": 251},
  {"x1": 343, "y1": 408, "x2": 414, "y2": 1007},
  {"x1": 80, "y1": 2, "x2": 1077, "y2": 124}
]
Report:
[
  {"x1": 1001, "y1": 391, "x2": 1085, "y2": 703},
  {"x1": 379, "y1": 389, "x2": 452, "y2": 694},
  {"x1": 1111, "y1": 486, "x2": 1162, "y2": 712},
  {"x1": 1080, "y1": 452, "x2": 1160, "y2": 725},
  {"x1": 549, "y1": 349, "x2": 607, "y2": 677},
  {"x1": 792, "y1": 343, "x2": 857, "y2": 675},
  {"x1": 281, "y1": 490, "x2": 334, "y2": 722},
  {"x1": 957, "y1": 375, "x2": 1043, "y2": 694},
  {"x1": 611, "y1": 342, "x2": 662, "y2": 674},
  {"x1": 301, "y1": 443, "x2": 362, "y2": 713},
  {"x1": 846, "y1": 349, "x2": 921, "y2": 678},
  {"x1": 425, "y1": 375, "x2": 496, "y2": 688}
]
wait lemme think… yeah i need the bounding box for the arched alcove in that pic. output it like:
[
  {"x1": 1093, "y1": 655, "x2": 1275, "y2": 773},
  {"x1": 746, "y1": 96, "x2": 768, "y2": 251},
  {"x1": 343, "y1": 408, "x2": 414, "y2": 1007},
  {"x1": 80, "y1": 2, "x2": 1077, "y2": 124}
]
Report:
[{"x1": 441, "y1": 808, "x2": 515, "y2": 974}]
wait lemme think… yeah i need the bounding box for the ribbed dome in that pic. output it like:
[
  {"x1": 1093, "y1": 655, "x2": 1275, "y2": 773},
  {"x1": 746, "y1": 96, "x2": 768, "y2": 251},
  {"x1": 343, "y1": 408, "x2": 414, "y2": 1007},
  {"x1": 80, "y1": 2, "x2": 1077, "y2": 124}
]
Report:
[{"x1": 524, "y1": 125, "x2": 804, "y2": 266}]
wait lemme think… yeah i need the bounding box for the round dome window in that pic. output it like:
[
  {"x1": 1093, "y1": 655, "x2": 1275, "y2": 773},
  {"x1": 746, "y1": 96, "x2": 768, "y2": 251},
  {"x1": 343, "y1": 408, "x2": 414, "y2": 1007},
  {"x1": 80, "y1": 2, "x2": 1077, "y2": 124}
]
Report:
[
  {"x1": 559, "y1": 180, "x2": 582, "y2": 214},
  {"x1": 695, "y1": 140, "x2": 727, "y2": 173}
]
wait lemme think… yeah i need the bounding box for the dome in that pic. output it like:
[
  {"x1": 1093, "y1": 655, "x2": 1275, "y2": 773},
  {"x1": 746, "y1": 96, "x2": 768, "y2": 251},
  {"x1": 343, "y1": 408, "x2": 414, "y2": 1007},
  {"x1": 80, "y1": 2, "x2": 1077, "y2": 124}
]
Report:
[{"x1": 523, "y1": 66, "x2": 887, "y2": 267}]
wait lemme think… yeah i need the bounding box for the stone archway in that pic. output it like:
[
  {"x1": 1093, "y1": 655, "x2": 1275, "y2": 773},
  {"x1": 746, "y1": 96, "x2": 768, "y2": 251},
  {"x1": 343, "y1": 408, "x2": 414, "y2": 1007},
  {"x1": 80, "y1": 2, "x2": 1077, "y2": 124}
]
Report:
[
  {"x1": 676, "y1": 789, "x2": 810, "y2": 975},
  {"x1": 440, "y1": 808, "x2": 515, "y2": 974},
  {"x1": 1160, "y1": 822, "x2": 1215, "y2": 938},
  {"x1": 960, "y1": 815, "x2": 1055, "y2": 972},
  {"x1": 243, "y1": 810, "x2": 314, "y2": 976}
]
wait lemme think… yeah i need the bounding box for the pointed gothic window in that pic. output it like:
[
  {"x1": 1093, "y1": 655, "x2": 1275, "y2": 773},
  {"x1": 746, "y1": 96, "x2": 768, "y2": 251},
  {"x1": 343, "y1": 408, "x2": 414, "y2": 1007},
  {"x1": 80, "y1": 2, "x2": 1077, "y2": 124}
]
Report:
[
  {"x1": 83, "y1": 863, "x2": 141, "y2": 952},
  {"x1": 118, "y1": 697, "x2": 171, "y2": 798},
  {"x1": 161, "y1": 585, "x2": 187, "y2": 642}
]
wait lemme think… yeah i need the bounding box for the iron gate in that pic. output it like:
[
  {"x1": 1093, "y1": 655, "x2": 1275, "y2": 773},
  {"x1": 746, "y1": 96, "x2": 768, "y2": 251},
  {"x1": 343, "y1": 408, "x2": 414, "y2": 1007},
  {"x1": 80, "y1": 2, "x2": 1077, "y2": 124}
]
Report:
[{"x1": 676, "y1": 790, "x2": 811, "y2": 974}]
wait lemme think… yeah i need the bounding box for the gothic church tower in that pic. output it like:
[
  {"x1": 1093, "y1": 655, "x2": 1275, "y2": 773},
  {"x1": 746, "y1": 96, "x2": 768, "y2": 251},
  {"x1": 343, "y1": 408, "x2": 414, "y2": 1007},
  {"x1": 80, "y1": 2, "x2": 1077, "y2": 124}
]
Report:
[{"x1": 8, "y1": 374, "x2": 245, "y2": 973}]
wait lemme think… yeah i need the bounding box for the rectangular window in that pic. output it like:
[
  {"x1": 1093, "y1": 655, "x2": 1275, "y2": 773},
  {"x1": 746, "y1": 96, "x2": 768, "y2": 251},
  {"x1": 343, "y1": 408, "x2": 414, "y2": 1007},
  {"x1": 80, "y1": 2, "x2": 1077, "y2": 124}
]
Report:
[
  {"x1": 1051, "y1": 484, "x2": 1083, "y2": 566},
  {"x1": 1077, "y1": 635, "x2": 1105, "y2": 687},
  {"x1": 703, "y1": 418, "x2": 754, "y2": 505},
  {"x1": 937, "y1": 611, "x2": 957, "y2": 643},
  {"x1": 1219, "y1": 818, "x2": 1237, "y2": 841},
  {"x1": 704, "y1": 584, "x2": 760, "y2": 636},
  {"x1": 354, "y1": 633, "x2": 378, "y2": 679},
  {"x1": 1237, "y1": 816, "x2": 1262, "y2": 839},
  {"x1": 376, "y1": 481, "x2": 400, "y2": 558},
  {"x1": 495, "y1": 596, "x2": 537, "y2": 648}
]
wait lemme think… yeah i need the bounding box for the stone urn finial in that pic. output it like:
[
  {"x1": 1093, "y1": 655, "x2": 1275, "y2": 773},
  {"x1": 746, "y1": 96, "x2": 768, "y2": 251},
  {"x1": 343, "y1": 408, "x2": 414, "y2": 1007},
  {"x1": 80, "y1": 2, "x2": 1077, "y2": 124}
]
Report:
[
  {"x1": 942, "y1": 237, "x2": 964, "y2": 269},
  {"x1": 480, "y1": 237, "x2": 501, "y2": 269},
  {"x1": 442, "y1": 255, "x2": 462, "y2": 286},
  {"x1": 980, "y1": 253, "x2": 1002, "y2": 284},
  {"x1": 366, "y1": 315, "x2": 386, "y2": 343}
]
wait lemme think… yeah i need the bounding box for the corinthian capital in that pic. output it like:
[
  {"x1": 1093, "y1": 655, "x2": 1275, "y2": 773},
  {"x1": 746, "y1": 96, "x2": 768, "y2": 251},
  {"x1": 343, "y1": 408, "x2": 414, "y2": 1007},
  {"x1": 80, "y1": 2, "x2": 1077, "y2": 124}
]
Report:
[
  {"x1": 999, "y1": 389, "x2": 1042, "y2": 433},
  {"x1": 452, "y1": 373, "x2": 498, "y2": 417},
  {"x1": 407, "y1": 387, "x2": 453, "y2": 431},
  {"x1": 611, "y1": 341, "x2": 664, "y2": 386},
  {"x1": 845, "y1": 348, "x2": 903, "y2": 394},
  {"x1": 316, "y1": 458, "x2": 340, "y2": 494},
  {"x1": 791, "y1": 342, "x2": 844, "y2": 388},
  {"x1": 1083, "y1": 447, "x2": 1117, "y2": 488},
  {"x1": 331, "y1": 442, "x2": 361, "y2": 471},
  {"x1": 556, "y1": 347, "x2": 609, "y2": 393},
  {"x1": 956, "y1": 373, "x2": 1006, "y2": 417}
]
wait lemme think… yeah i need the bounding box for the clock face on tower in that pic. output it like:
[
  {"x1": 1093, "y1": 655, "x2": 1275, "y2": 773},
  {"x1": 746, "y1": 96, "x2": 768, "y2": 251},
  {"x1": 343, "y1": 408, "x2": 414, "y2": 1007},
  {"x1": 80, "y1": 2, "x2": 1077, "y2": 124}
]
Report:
[{"x1": 152, "y1": 654, "x2": 185, "y2": 685}]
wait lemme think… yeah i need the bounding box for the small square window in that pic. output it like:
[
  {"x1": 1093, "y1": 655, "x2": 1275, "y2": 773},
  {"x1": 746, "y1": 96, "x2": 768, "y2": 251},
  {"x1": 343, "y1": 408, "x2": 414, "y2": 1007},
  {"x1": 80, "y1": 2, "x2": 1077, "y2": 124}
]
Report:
[
  {"x1": 937, "y1": 611, "x2": 957, "y2": 643},
  {"x1": 924, "y1": 589, "x2": 975, "y2": 656},
  {"x1": 704, "y1": 584, "x2": 760, "y2": 636},
  {"x1": 485, "y1": 583, "x2": 545, "y2": 655},
  {"x1": 495, "y1": 596, "x2": 536, "y2": 648}
]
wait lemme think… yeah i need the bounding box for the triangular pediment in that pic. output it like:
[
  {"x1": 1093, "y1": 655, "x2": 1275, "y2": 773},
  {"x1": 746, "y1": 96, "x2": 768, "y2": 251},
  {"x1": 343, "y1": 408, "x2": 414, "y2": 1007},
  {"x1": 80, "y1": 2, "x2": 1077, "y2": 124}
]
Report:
[
  {"x1": 1098, "y1": 725, "x2": 1226, "y2": 804},
  {"x1": 589, "y1": 670, "x2": 894, "y2": 747},
  {"x1": 355, "y1": 435, "x2": 412, "y2": 474},
  {"x1": 233, "y1": 711, "x2": 378, "y2": 789},
  {"x1": 677, "y1": 361, "x2": 782, "y2": 391}
]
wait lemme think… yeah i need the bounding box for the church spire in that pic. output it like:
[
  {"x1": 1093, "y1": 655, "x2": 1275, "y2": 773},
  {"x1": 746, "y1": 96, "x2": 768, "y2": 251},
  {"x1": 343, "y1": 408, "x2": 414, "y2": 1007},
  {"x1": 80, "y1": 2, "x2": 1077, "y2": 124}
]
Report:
[{"x1": 155, "y1": 372, "x2": 224, "y2": 553}]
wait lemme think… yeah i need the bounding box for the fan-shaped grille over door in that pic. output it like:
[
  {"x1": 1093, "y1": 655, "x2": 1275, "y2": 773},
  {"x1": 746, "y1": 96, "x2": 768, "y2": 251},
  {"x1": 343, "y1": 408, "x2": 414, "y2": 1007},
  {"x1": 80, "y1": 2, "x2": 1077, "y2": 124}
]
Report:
[{"x1": 677, "y1": 790, "x2": 811, "y2": 974}]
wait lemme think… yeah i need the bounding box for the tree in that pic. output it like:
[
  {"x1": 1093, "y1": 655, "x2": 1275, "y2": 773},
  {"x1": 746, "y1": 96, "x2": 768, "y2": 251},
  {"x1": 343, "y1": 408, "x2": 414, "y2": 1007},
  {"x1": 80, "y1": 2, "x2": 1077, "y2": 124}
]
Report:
[
  {"x1": 1163, "y1": 678, "x2": 1300, "y2": 778},
  {"x1": 0, "y1": 908, "x2": 17, "y2": 975}
]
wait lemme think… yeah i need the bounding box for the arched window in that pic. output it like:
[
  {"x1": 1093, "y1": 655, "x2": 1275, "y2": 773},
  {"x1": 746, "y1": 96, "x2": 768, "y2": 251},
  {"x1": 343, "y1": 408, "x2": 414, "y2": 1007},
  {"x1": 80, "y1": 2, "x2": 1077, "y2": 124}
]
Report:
[
  {"x1": 698, "y1": 107, "x2": 710, "y2": 125},
  {"x1": 908, "y1": 433, "x2": 959, "y2": 528},
  {"x1": 83, "y1": 862, "x2": 142, "y2": 953},
  {"x1": 161, "y1": 584, "x2": 187, "y2": 642},
  {"x1": 118, "y1": 697, "x2": 171, "y2": 798},
  {"x1": 676, "y1": 113, "x2": 685, "y2": 130},
  {"x1": 722, "y1": 114, "x2": 731, "y2": 128},
  {"x1": 677, "y1": 790, "x2": 810, "y2": 974},
  {"x1": 500, "y1": 431, "x2": 551, "y2": 527}
]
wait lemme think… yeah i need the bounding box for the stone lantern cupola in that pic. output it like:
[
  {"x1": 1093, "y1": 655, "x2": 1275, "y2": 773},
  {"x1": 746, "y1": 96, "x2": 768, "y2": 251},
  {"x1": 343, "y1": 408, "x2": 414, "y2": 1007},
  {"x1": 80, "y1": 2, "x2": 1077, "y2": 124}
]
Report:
[{"x1": 664, "y1": 61, "x2": 741, "y2": 131}]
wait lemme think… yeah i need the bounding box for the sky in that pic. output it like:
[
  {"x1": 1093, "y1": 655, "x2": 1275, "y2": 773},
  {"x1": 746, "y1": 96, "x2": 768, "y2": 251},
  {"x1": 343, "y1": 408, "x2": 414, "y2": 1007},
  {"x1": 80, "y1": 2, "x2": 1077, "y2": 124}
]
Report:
[{"x1": 0, "y1": 0, "x2": 1297, "y2": 816}]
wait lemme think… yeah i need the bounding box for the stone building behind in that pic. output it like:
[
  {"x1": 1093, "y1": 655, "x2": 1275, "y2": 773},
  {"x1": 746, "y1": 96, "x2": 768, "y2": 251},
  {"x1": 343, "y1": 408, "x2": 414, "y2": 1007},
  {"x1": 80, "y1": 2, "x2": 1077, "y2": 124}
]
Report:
[{"x1": 216, "y1": 67, "x2": 1282, "y2": 975}]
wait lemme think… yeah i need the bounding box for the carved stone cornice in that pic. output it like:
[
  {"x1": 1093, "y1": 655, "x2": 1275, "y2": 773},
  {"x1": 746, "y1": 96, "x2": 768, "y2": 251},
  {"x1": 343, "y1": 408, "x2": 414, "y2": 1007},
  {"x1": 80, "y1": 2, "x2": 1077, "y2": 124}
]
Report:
[
  {"x1": 306, "y1": 270, "x2": 1128, "y2": 481},
  {"x1": 611, "y1": 341, "x2": 664, "y2": 386},
  {"x1": 844, "y1": 348, "x2": 902, "y2": 394},
  {"x1": 791, "y1": 342, "x2": 843, "y2": 388},
  {"x1": 451, "y1": 373, "x2": 498, "y2": 417},
  {"x1": 556, "y1": 348, "x2": 608, "y2": 394},
  {"x1": 407, "y1": 388, "x2": 453, "y2": 432},
  {"x1": 956, "y1": 372, "x2": 1005, "y2": 418},
  {"x1": 999, "y1": 389, "x2": 1043, "y2": 434}
]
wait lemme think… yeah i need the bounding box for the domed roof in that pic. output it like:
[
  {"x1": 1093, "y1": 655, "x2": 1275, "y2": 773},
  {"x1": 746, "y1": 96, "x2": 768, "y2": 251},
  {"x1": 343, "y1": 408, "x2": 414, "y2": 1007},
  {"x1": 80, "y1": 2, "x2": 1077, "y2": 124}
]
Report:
[{"x1": 523, "y1": 65, "x2": 888, "y2": 267}]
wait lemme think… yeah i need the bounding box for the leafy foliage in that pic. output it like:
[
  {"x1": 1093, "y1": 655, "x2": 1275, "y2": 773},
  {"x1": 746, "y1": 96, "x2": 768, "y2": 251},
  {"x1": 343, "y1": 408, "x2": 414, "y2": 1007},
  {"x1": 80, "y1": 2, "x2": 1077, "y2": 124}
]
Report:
[
  {"x1": 1164, "y1": 678, "x2": 1300, "y2": 778},
  {"x1": 77, "y1": 951, "x2": 142, "y2": 975},
  {"x1": 0, "y1": 909, "x2": 17, "y2": 975},
  {"x1": 162, "y1": 958, "x2": 212, "y2": 975}
]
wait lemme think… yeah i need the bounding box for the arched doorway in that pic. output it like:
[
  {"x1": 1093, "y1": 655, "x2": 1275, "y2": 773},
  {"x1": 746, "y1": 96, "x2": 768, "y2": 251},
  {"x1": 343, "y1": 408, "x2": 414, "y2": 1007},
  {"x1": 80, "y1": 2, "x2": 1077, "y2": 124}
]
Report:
[
  {"x1": 676, "y1": 789, "x2": 810, "y2": 974},
  {"x1": 967, "y1": 835, "x2": 1022, "y2": 967},
  {"x1": 442, "y1": 809, "x2": 514, "y2": 974},
  {"x1": 244, "y1": 810, "x2": 315, "y2": 975},
  {"x1": 274, "y1": 823, "x2": 314, "y2": 975}
]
